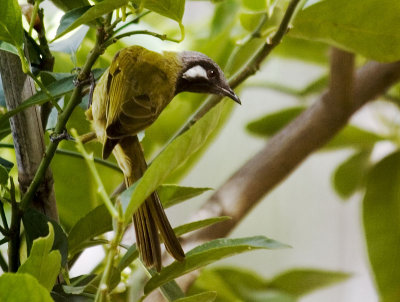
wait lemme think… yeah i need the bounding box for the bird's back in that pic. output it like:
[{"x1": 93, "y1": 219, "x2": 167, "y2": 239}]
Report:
[{"x1": 87, "y1": 46, "x2": 182, "y2": 148}]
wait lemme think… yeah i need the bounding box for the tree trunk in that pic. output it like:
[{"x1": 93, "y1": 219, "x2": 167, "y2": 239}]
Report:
[{"x1": 0, "y1": 50, "x2": 58, "y2": 220}]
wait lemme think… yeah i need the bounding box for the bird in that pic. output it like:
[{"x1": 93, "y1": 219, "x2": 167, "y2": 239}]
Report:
[{"x1": 86, "y1": 45, "x2": 240, "y2": 271}]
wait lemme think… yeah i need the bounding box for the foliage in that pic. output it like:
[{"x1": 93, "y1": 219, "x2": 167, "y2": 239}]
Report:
[{"x1": 0, "y1": 0, "x2": 399, "y2": 301}]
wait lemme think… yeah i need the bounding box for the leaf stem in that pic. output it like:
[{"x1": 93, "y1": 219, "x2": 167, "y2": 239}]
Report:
[
  {"x1": 95, "y1": 205, "x2": 124, "y2": 302},
  {"x1": 0, "y1": 143, "x2": 121, "y2": 172},
  {"x1": 105, "y1": 30, "x2": 179, "y2": 47},
  {"x1": 28, "y1": 0, "x2": 41, "y2": 36},
  {"x1": 112, "y1": 11, "x2": 151, "y2": 35},
  {"x1": 19, "y1": 25, "x2": 109, "y2": 211},
  {"x1": 8, "y1": 198, "x2": 21, "y2": 272},
  {"x1": 72, "y1": 129, "x2": 119, "y2": 218},
  {"x1": 27, "y1": 70, "x2": 63, "y2": 113}
]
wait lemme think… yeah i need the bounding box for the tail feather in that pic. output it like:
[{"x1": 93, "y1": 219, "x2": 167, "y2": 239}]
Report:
[
  {"x1": 147, "y1": 192, "x2": 185, "y2": 261},
  {"x1": 133, "y1": 201, "x2": 161, "y2": 271},
  {"x1": 114, "y1": 135, "x2": 185, "y2": 271}
]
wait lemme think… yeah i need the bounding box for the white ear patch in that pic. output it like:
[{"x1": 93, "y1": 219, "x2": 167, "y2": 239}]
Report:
[{"x1": 182, "y1": 65, "x2": 208, "y2": 80}]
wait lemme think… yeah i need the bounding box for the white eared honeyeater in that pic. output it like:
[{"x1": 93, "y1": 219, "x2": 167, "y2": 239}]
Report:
[{"x1": 86, "y1": 45, "x2": 240, "y2": 271}]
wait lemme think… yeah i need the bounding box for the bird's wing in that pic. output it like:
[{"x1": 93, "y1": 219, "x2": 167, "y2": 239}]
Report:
[{"x1": 105, "y1": 50, "x2": 167, "y2": 140}]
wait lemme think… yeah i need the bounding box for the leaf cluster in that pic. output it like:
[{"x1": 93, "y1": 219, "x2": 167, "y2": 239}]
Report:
[{"x1": 1, "y1": 0, "x2": 400, "y2": 301}]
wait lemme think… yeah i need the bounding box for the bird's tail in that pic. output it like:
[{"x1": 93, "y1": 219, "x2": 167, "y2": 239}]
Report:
[{"x1": 113, "y1": 136, "x2": 185, "y2": 271}]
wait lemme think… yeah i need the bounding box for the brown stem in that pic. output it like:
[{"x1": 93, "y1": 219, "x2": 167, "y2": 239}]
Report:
[
  {"x1": 0, "y1": 50, "x2": 58, "y2": 220},
  {"x1": 151, "y1": 55, "x2": 400, "y2": 299}
]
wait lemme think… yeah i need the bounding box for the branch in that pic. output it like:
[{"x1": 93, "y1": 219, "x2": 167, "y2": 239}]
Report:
[
  {"x1": 18, "y1": 26, "x2": 109, "y2": 211},
  {"x1": 0, "y1": 143, "x2": 121, "y2": 173},
  {"x1": 172, "y1": 0, "x2": 302, "y2": 138},
  {"x1": 175, "y1": 54, "x2": 400, "y2": 292},
  {"x1": 105, "y1": 29, "x2": 180, "y2": 47},
  {"x1": 0, "y1": 50, "x2": 58, "y2": 220}
]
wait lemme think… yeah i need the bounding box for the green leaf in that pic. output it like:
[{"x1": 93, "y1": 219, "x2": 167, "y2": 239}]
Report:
[
  {"x1": 121, "y1": 102, "x2": 224, "y2": 222},
  {"x1": 190, "y1": 266, "x2": 348, "y2": 302},
  {"x1": 325, "y1": 125, "x2": 384, "y2": 150},
  {"x1": 239, "y1": 12, "x2": 267, "y2": 32},
  {"x1": 22, "y1": 208, "x2": 68, "y2": 266},
  {"x1": 239, "y1": 8, "x2": 282, "y2": 35},
  {"x1": 117, "y1": 244, "x2": 139, "y2": 271},
  {"x1": 0, "y1": 0, "x2": 23, "y2": 48},
  {"x1": 116, "y1": 216, "x2": 229, "y2": 273},
  {"x1": 158, "y1": 184, "x2": 213, "y2": 208},
  {"x1": 0, "y1": 40, "x2": 18, "y2": 55},
  {"x1": 0, "y1": 273, "x2": 53, "y2": 302},
  {"x1": 174, "y1": 216, "x2": 231, "y2": 237},
  {"x1": 18, "y1": 223, "x2": 61, "y2": 292},
  {"x1": 291, "y1": 0, "x2": 400, "y2": 62},
  {"x1": 241, "y1": 0, "x2": 267, "y2": 11},
  {"x1": 174, "y1": 292, "x2": 217, "y2": 302},
  {"x1": 0, "y1": 164, "x2": 9, "y2": 185},
  {"x1": 144, "y1": 236, "x2": 289, "y2": 294},
  {"x1": 363, "y1": 151, "x2": 400, "y2": 302},
  {"x1": 333, "y1": 150, "x2": 371, "y2": 199},
  {"x1": 141, "y1": 0, "x2": 186, "y2": 22},
  {"x1": 246, "y1": 106, "x2": 306, "y2": 137},
  {"x1": 189, "y1": 266, "x2": 271, "y2": 301},
  {"x1": 210, "y1": 0, "x2": 240, "y2": 38},
  {"x1": 273, "y1": 36, "x2": 329, "y2": 65},
  {"x1": 269, "y1": 269, "x2": 351, "y2": 297},
  {"x1": 49, "y1": 0, "x2": 90, "y2": 12},
  {"x1": 56, "y1": 6, "x2": 91, "y2": 38},
  {"x1": 247, "y1": 106, "x2": 384, "y2": 149},
  {"x1": 68, "y1": 204, "x2": 112, "y2": 257},
  {"x1": 54, "y1": 0, "x2": 128, "y2": 40},
  {"x1": 0, "y1": 69, "x2": 105, "y2": 126},
  {"x1": 0, "y1": 157, "x2": 14, "y2": 171}
]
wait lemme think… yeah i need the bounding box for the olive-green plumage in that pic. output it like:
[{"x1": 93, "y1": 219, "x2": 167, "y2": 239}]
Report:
[{"x1": 87, "y1": 45, "x2": 240, "y2": 271}]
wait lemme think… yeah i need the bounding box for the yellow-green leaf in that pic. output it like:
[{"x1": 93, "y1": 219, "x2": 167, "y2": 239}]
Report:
[
  {"x1": 18, "y1": 223, "x2": 61, "y2": 292},
  {"x1": 0, "y1": 273, "x2": 53, "y2": 302},
  {"x1": 121, "y1": 102, "x2": 224, "y2": 222},
  {"x1": 144, "y1": 236, "x2": 289, "y2": 294},
  {"x1": 0, "y1": 0, "x2": 23, "y2": 48},
  {"x1": 291, "y1": 0, "x2": 400, "y2": 62},
  {"x1": 363, "y1": 151, "x2": 400, "y2": 302}
]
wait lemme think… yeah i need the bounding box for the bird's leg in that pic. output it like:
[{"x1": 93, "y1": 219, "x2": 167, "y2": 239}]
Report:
[{"x1": 73, "y1": 70, "x2": 96, "y2": 108}]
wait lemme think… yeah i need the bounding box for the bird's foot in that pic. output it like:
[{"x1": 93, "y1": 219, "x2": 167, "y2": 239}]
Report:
[{"x1": 50, "y1": 129, "x2": 75, "y2": 143}]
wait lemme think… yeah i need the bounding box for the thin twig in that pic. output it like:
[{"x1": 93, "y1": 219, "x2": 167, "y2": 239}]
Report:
[
  {"x1": 19, "y1": 25, "x2": 109, "y2": 211},
  {"x1": 0, "y1": 225, "x2": 7, "y2": 236},
  {"x1": 28, "y1": 0, "x2": 40, "y2": 36},
  {"x1": 105, "y1": 29, "x2": 179, "y2": 47},
  {"x1": 0, "y1": 143, "x2": 121, "y2": 172},
  {"x1": 0, "y1": 200, "x2": 9, "y2": 231},
  {"x1": 27, "y1": 70, "x2": 63, "y2": 113},
  {"x1": 95, "y1": 205, "x2": 124, "y2": 302},
  {"x1": 36, "y1": 6, "x2": 56, "y2": 128},
  {"x1": 112, "y1": 11, "x2": 151, "y2": 35},
  {"x1": 72, "y1": 129, "x2": 119, "y2": 218},
  {"x1": 8, "y1": 194, "x2": 20, "y2": 272},
  {"x1": 172, "y1": 0, "x2": 302, "y2": 139},
  {"x1": 0, "y1": 251, "x2": 8, "y2": 272}
]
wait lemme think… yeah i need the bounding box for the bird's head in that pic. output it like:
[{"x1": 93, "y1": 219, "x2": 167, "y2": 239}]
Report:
[{"x1": 175, "y1": 51, "x2": 241, "y2": 104}]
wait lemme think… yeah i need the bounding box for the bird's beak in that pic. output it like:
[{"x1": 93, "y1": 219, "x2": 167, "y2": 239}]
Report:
[{"x1": 219, "y1": 86, "x2": 241, "y2": 105}]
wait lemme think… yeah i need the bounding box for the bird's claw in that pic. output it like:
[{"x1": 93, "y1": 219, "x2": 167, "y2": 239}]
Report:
[{"x1": 50, "y1": 129, "x2": 75, "y2": 143}]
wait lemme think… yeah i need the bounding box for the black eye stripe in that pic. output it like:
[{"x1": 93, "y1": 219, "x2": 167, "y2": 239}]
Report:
[{"x1": 184, "y1": 60, "x2": 219, "y2": 74}]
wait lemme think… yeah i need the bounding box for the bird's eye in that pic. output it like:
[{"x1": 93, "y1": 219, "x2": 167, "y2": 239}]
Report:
[{"x1": 207, "y1": 69, "x2": 216, "y2": 78}]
